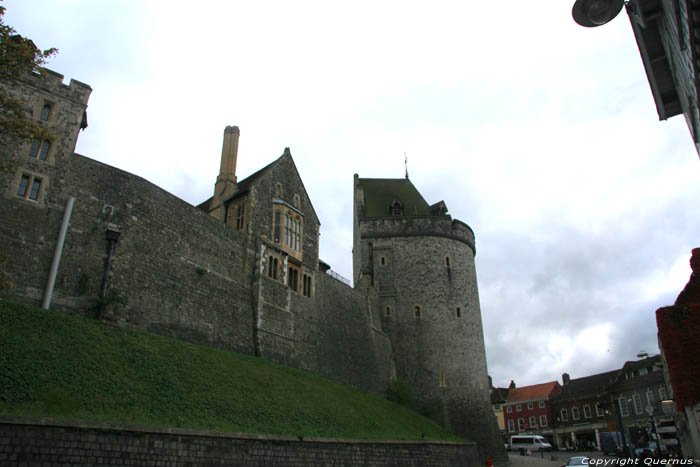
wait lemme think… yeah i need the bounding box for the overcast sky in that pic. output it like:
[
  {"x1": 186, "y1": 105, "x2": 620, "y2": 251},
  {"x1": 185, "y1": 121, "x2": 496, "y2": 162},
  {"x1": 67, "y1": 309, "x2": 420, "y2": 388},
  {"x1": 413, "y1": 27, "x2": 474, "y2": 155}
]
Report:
[{"x1": 7, "y1": 1, "x2": 699, "y2": 389}]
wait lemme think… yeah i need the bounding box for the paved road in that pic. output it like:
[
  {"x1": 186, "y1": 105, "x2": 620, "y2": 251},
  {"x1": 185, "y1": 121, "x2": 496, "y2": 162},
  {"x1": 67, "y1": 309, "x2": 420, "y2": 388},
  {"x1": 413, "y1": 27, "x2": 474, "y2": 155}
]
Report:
[{"x1": 507, "y1": 450, "x2": 610, "y2": 467}]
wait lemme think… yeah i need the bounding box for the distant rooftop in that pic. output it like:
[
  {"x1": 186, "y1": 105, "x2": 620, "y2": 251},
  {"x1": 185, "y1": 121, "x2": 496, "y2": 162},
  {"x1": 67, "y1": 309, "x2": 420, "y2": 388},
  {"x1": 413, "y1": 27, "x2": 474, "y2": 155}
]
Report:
[{"x1": 506, "y1": 381, "x2": 560, "y2": 403}]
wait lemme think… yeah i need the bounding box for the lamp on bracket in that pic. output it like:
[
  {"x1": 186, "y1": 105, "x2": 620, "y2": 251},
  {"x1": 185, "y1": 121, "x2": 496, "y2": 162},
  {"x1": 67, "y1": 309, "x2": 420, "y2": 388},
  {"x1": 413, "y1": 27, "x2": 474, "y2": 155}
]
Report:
[{"x1": 572, "y1": 0, "x2": 625, "y2": 27}]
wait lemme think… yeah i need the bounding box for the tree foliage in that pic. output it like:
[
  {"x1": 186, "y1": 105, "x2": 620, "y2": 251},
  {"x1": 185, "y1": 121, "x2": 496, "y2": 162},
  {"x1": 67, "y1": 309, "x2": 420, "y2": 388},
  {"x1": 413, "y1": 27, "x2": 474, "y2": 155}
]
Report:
[{"x1": 0, "y1": 1, "x2": 57, "y2": 172}]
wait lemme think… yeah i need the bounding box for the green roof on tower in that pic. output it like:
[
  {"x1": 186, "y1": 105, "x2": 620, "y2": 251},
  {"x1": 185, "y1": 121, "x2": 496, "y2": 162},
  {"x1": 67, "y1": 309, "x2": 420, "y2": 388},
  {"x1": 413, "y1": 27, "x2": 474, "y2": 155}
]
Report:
[{"x1": 357, "y1": 177, "x2": 449, "y2": 218}]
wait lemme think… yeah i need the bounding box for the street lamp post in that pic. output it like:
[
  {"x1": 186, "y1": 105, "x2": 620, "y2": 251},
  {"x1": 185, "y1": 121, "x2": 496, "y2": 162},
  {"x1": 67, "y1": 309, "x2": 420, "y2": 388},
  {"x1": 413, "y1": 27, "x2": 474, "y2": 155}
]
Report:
[
  {"x1": 613, "y1": 397, "x2": 634, "y2": 457},
  {"x1": 572, "y1": 0, "x2": 625, "y2": 27}
]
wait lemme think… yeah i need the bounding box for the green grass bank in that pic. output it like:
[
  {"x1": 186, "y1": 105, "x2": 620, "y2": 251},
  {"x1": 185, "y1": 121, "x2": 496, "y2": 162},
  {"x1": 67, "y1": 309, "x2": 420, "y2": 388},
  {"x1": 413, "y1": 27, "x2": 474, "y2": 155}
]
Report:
[{"x1": 0, "y1": 300, "x2": 462, "y2": 441}]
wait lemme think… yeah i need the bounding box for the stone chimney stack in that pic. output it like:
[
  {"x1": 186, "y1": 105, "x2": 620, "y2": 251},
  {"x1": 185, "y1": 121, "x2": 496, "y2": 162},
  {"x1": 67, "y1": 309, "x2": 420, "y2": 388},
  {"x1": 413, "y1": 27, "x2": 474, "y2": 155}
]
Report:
[
  {"x1": 210, "y1": 126, "x2": 240, "y2": 221},
  {"x1": 562, "y1": 373, "x2": 570, "y2": 385},
  {"x1": 219, "y1": 126, "x2": 240, "y2": 181}
]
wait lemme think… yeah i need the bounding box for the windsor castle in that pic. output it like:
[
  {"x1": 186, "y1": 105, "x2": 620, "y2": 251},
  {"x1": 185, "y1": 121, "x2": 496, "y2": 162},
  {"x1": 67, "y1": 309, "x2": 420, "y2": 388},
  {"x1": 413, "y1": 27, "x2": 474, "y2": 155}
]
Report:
[{"x1": 0, "y1": 68, "x2": 504, "y2": 460}]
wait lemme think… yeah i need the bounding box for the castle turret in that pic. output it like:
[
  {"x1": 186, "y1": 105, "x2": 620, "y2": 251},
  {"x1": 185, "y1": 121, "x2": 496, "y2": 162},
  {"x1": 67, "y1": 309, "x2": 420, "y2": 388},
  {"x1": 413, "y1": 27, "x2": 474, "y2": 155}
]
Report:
[
  {"x1": 210, "y1": 125, "x2": 240, "y2": 220},
  {"x1": 353, "y1": 176, "x2": 506, "y2": 463}
]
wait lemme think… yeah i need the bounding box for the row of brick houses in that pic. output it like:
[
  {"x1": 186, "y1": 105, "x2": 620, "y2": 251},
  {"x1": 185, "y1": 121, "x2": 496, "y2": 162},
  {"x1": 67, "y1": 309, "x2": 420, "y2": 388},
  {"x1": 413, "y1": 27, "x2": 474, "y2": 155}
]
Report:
[
  {"x1": 493, "y1": 355, "x2": 674, "y2": 452},
  {"x1": 491, "y1": 249, "x2": 699, "y2": 456}
]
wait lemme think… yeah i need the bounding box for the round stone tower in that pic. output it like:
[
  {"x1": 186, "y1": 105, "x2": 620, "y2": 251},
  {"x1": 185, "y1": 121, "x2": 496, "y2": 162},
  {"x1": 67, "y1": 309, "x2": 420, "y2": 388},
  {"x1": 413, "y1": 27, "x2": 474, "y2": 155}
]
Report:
[{"x1": 353, "y1": 174, "x2": 505, "y2": 462}]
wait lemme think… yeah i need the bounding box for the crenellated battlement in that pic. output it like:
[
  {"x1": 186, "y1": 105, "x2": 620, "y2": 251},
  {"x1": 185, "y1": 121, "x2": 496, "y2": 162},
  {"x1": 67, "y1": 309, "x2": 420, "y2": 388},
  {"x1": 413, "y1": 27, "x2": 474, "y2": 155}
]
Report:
[
  {"x1": 358, "y1": 215, "x2": 476, "y2": 254},
  {"x1": 21, "y1": 68, "x2": 92, "y2": 106}
]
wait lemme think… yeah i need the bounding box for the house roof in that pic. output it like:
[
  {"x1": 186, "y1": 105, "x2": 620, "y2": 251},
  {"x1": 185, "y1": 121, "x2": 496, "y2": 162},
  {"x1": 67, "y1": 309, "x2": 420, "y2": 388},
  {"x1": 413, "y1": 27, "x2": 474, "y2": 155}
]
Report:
[
  {"x1": 506, "y1": 381, "x2": 560, "y2": 403},
  {"x1": 559, "y1": 370, "x2": 619, "y2": 400},
  {"x1": 357, "y1": 178, "x2": 441, "y2": 218},
  {"x1": 615, "y1": 355, "x2": 662, "y2": 382},
  {"x1": 491, "y1": 387, "x2": 510, "y2": 404}
]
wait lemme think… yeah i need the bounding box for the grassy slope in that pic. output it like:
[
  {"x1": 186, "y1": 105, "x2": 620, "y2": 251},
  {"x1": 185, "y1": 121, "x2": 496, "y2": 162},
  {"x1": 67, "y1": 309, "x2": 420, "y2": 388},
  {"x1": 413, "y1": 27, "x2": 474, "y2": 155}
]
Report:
[{"x1": 0, "y1": 300, "x2": 462, "y2": 441}]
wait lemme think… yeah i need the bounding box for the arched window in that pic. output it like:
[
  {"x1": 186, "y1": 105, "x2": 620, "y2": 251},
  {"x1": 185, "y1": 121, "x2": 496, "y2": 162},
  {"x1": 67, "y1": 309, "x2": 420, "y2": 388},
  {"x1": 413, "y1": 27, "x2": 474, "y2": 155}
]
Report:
[
  {"x1": 40, "y1": 104, "x2": 51, "y2": 121},
  {"x1": 456, "y1": 307, "x2": 462, "y2": 318},
  {"x1": 385, "y1": 306, "x2": 391, "y2": 317},
  {"x1": 391, "y1": 199, "x2": 403, "y2": 216},
  {"x1": 414, "y1": 305, "x2": 421, "y2": 319}
]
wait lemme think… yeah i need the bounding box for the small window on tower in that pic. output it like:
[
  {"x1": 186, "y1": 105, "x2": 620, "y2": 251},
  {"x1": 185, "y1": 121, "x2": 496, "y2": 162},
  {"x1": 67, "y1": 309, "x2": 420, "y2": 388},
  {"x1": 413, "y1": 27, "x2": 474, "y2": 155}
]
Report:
[
  {"x1": 456, "y1": 307, "x2": 462, "y2": 318},
  {"x1": 445, "y1": 256, "x2": 451, "y2": 267},
  {"x1": 28, "y1": 140, "x2": 40, "y2": 158},
  {"x1": 16, "y1": 173, "x2": 42, "y2": 201},
  {"x1": 16, "y1": 175, "x2": 30, "y2": 197},
  {"x1": 38, "y1": 140, "x2": 50, "y2": 161},
  {"x1": 391, "y1": 199, "x2": 403, "y2": 216},
  {"x1": 414, "y1": 305, "x2": 421, "y2": 319},
  {"x1": 40, "y1": 103, "x2": 51, "y2": 121},
  {"x1": 385, "y1": 306, "x2": 391, "y2": 317},
  {"x1": 380, "y1": 256, "x2": 386, "y2": 266}
]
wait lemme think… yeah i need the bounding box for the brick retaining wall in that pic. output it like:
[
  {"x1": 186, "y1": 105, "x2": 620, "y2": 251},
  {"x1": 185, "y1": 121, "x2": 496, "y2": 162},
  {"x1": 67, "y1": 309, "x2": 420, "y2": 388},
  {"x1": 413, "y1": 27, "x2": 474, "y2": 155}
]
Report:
[{"x1": 0, "y1": 416, "x2": 480, "y2": 466}]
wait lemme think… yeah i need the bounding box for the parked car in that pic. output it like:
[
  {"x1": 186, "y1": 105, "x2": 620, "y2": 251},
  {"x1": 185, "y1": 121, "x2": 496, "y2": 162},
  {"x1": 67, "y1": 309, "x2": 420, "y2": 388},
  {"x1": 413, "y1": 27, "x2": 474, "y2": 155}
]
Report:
[
  {"x1": 509, "y1": 435, "x2": 553, "y2": 452},
  {"x1": 634, "y1": 441, "x2": 667, "y2": 457},
  {"x1": 562, "y1": 456, "x2": 589, "y2": 467}
]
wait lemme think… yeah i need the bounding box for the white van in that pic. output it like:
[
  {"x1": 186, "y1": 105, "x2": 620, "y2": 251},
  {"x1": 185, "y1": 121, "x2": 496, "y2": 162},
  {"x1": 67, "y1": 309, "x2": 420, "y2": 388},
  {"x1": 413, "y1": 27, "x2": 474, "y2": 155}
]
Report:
[{"x1": 509, "y1": 435, "x2": 553, "y2": 452}]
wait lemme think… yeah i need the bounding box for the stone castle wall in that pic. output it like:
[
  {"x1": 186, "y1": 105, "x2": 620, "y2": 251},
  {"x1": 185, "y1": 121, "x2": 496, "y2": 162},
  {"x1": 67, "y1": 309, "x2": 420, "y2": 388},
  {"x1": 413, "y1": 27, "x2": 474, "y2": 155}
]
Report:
[
  {"x1": 1, "y1": 69, "x2": 394, "y2": 394},
  {"x1": 252, "y1": 244, "x2": 392, "y2": 394},
  {"x1": 2, "y1": 151, "x2": 394, "y2": 394},
  {"x1": 2, "y1": 152, "x2": 258, "y2": 355},
  {"x1": 0, "y1": 416, "x2": 480, "y2": 467},
  {"x1": 1, "y1": 67, "x2": 501, "y2": 461}
]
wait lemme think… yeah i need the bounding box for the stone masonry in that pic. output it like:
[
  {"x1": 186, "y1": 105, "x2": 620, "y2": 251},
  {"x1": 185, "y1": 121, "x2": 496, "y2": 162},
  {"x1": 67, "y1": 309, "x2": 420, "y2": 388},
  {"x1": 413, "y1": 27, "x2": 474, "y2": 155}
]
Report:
[
  {"x1": 0, "y1": 67, "x2": 504, "y2": 462},
  {"x1": 0, "y1": 416, "x2": 480, "y2": 467}
]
